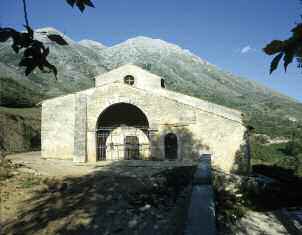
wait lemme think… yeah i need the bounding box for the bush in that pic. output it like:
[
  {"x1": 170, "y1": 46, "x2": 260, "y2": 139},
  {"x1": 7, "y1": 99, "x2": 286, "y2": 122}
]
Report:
[
  {"x1": 250, "y1": 136, "x2": 302, "y2": 177},
  {"x1": 243, "y1": 166, "x2": 302, "y2": 210},
  {"x1": 213, "y1": 171, "x2": 247, "y2": 232},
  {"x1": 0, "y1": 156, "x2": 12, "y2": 181},
  {"x1": 284, "y1": 139, "x2": 302, "y2": 157},
  {"x1": 19, "y1": 176, "x2": 42, "y2": 188}
]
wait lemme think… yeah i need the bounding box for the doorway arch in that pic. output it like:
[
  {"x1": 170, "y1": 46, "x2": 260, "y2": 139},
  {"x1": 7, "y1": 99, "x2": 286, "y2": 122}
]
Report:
[
  {"x1": 96, "y1": 103, "x2": 149, "y2": 160},
  {"x1": 165, "y1": 133, "x2": 178, "y2": 160}
]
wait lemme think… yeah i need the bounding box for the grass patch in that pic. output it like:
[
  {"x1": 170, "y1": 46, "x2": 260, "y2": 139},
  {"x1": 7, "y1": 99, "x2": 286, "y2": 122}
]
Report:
[{"x1": 19, "y1": 176, "x2": 42, "y2": 189}]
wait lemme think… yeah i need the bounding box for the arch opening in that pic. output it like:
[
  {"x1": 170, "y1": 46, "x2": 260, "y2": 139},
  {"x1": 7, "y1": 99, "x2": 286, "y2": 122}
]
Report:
[
  {"x1": 165, "y1": 133, "x2": 178, "y2": 160},
  {"x1": 96, "y1": 103, "x2": 150, "y2": 161},
  {"x1": 97, "y1": 103, "x2": 149, "y2": 128}
]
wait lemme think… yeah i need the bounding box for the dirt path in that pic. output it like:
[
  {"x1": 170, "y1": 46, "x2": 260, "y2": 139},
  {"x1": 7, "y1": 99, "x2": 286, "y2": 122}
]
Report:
[{"x1": 6, "y1": 151, "x2": 196, "y2": 177}]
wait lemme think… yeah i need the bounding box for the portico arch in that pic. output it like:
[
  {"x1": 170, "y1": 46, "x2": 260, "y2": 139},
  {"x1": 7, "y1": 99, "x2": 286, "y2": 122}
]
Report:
[{"x1": 95, "y1": 103, "x2": 150, "y2": 161}]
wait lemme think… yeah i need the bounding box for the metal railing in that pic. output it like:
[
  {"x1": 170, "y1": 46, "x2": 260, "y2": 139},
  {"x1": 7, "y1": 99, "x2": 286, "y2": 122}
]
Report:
[{"x1": 96, "y1": 126, "x2": 155, "y2": 161}]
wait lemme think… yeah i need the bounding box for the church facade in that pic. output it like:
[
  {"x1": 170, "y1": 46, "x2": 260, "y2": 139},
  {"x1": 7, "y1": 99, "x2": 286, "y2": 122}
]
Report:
[{"x1": 41, "y1": 64, "x2": 246, "y2": 172}]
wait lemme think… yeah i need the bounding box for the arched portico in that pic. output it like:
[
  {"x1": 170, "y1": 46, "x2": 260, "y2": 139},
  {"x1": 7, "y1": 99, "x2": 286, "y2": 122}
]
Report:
[{"x1": 94, "y1": 102, "x2": 150, "y2": 161}]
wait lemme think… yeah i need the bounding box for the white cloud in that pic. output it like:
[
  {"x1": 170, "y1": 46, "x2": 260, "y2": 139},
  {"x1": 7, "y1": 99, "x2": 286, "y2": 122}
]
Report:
[{"x1": 240, "y1": 45, "x2": 252, "y2": 54}]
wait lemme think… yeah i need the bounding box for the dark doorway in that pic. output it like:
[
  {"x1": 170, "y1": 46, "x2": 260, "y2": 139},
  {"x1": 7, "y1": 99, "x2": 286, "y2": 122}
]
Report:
[
  {"x1": 165, "y1": 133, "x2": 178, "y2": 160},
  {"x1": 124, "y1": 136, "x2": 139, "y2": 160}
]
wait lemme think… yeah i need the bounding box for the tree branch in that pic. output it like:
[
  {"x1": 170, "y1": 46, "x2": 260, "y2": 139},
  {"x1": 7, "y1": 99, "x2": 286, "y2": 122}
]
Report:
[{"x1": 22, "y1": 0, "x2": 30, "y2": 27}]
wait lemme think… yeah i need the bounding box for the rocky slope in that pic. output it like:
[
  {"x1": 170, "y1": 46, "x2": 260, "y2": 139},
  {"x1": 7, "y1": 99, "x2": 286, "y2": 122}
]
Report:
[{"x1": 1, "y1": 27, "x2": 302, "y2": 152}]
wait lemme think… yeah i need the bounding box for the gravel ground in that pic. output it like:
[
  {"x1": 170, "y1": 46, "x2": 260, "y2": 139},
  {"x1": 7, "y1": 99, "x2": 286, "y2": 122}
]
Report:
[
  {"x1": 233, "y1": 211, "x2": 289, "y2": 235},
  {"x1": 1, "y1": 152, "x2": 196, "y2": 235}
]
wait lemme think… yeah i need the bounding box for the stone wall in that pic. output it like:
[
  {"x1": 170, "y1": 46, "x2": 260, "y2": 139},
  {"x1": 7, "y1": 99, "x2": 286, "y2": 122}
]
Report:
[
  {"x1": 85, "y1": 83, "x2": 246, "y2": 172},
  {"x1": 41, "y1": 94, "x2": 76, "y2": 160}
]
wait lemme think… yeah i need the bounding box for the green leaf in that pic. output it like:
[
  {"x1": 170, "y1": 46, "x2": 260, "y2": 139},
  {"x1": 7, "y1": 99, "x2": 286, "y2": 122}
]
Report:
[{"x1": 270, "y1": 52, "x2": 283, "y2": 74}]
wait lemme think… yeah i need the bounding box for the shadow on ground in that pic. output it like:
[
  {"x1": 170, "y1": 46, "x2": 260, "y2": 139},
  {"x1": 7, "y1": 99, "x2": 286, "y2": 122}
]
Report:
[
  {"x1": 3, "y1": 161, "x2": 196, "y2": 235},
  {"x1": 247, "y1": 164, "x2": 302, "y2": 210},
  {"x1": 213, "y1": 165, "x2": 301, "y2": 235}
]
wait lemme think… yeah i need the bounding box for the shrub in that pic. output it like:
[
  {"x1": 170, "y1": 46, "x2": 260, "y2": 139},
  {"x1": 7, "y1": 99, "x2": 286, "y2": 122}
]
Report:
[
  {"x1": 0, "y1": 154, "x2": 12, "y2": 181},
  {"x1": 213, "y1": 171, "x2": 247, "y2": 232}
]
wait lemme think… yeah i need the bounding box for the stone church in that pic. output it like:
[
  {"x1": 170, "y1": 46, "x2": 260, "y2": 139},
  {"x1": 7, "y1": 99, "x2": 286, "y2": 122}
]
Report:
[{"x1": 41, "y1": 64, "x2": 246, "y2": 172}]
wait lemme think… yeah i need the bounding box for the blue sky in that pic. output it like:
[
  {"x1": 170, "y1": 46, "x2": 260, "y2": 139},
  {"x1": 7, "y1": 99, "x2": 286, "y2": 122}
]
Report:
[{"x1": 1, "y1": 0, "x2": 301, "y2": 101}]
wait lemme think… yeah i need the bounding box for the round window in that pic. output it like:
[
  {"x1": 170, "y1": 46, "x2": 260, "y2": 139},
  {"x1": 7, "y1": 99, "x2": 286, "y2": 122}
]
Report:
[{"x1": 124, "y1": 75, "x2": 135, "y2": 85}]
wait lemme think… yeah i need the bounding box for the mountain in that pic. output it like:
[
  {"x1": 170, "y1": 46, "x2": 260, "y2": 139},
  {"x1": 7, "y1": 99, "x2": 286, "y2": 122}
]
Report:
[
  {"x1": 79, "y1": 39, "x2": 107, "y2": 51},
  {"x1": 1, "y1": 27, "x2": 302, "y2": 151}
]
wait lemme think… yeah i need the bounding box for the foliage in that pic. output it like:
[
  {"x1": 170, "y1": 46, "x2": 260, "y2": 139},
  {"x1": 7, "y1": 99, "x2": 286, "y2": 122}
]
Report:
[
  {"x1": 232, "y1": 144, "x2": 249, "y2": 175},
  {"x1": 247, "y1": 111, "x2": 301, "y2": 138},
  {"x1": 251, "y1": 141, "x2": 287, "y2": 165},
  {"x1": 19, "y1": 175, "x2": 42, "y2": 188},
  {"x1": 0, "y1": 77, "x2": 45, "y2": 107},
  {"x1": 0, "y1": 0, "x2": 95, "y2": 78},
  {"x1": 66, "y1": 0, "x2": 95, "y2": 12},
  {"x1": 284, "y1": 139, "x2": 302, "y2": 156},
  {"x1": 284, "y1": 128, "x2": 302, "y2": 156},
  {"x1": 263, "y1": 22, "x2": 302, "y2": 73},
  {"x1": 242, "y1": 135, "x2": 302, "y2": 210},
  {"x1": 242, "y1": 171, "x2": 302, "y2": 210},
  {"x1": 0, "y1": 155, "x2": 13, "y2": 181},
  {"x1": 0, "y1": 106, "x2": 41, "y2": 154},
  {"x1": 213, "y1": 172, "x2": 247, "y2": 233},
  {"x1": 250, "y1": 135, "x2": 302, "y2": 177},
  {"x1": 253, "y1": 135, "x2": 269, "y2": 145}
]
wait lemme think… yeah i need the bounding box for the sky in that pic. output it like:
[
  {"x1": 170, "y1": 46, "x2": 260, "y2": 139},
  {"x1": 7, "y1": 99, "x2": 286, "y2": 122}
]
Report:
[{"x1": 1, "y1": 0, "x2": 302, "y2": 102}]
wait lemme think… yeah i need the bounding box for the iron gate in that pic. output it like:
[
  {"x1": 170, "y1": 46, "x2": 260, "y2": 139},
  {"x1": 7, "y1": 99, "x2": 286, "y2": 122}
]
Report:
[{"x1": 96, "y1": 126, "x2": 154, "y2": 161}]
